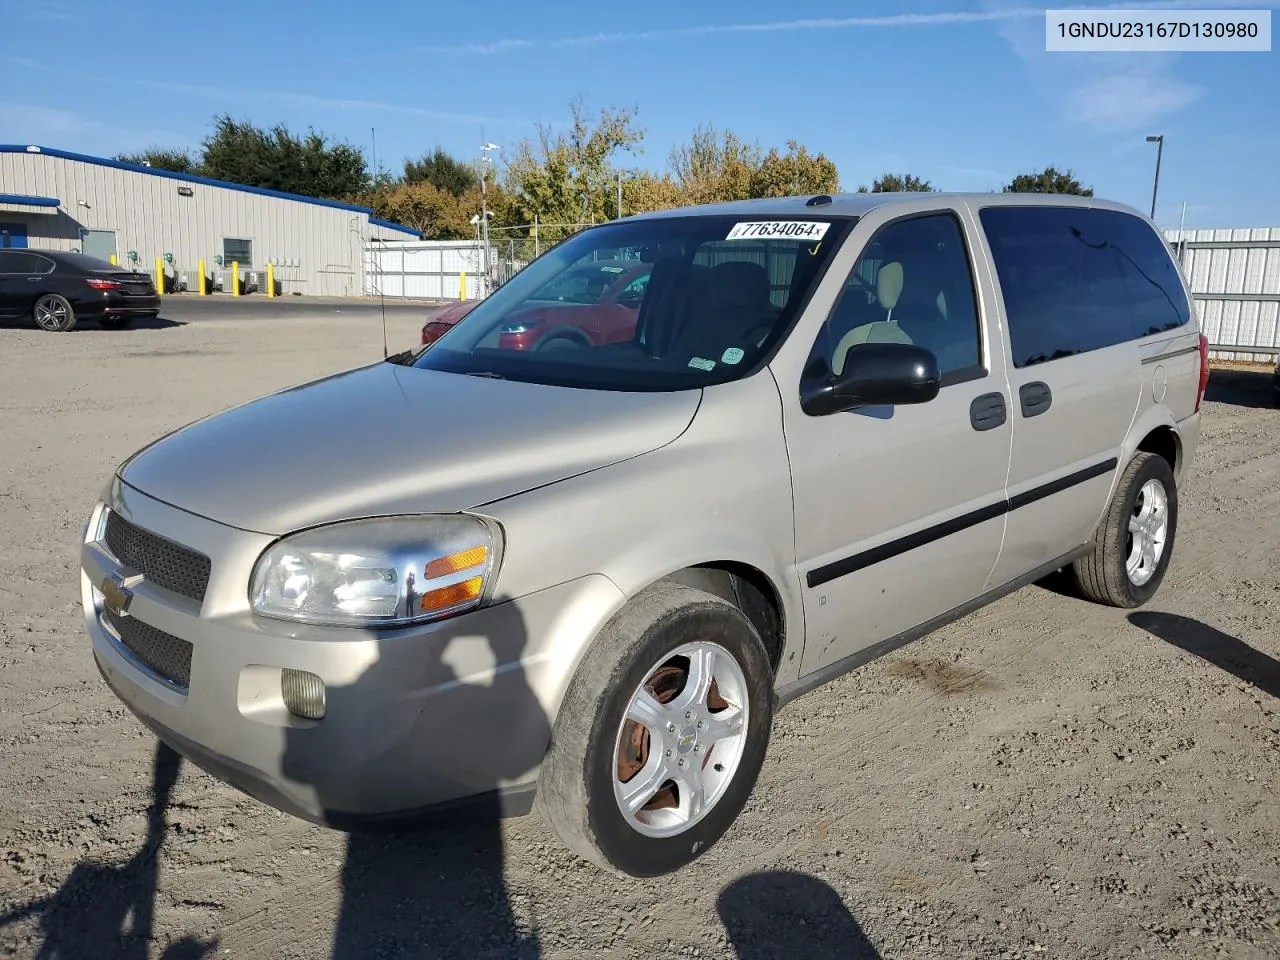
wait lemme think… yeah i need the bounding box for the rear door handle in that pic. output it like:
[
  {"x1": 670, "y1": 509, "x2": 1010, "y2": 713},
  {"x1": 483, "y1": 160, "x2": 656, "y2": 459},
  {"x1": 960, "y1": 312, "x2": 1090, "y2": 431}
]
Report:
[
  {"x1": 1019, "y1": 381, "x2": 1052, "y2": 418},
  {"x1": 970, "y1": 392, "x2": 1007, "y2": 431}
]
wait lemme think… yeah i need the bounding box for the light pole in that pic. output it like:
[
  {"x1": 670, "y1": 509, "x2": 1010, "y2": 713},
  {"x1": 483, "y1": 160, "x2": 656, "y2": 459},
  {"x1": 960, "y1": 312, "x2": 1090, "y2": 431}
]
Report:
[
  {"x1": 479, "y1": 142, "x2": 499, "y2": 295},
  {"x1": 1146, "y1": 134, "x2": 1163, "y2": 219}
]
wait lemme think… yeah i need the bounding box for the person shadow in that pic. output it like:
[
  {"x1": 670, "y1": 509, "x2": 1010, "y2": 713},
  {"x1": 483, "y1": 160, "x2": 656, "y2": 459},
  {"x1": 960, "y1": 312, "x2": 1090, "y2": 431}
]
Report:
[
  {"x1": 1129, "y1": 611, "x2": 1280, "y2": 700},
  {"x1": 718, "y1": 870, "x2": 882, "y2": 960},
  {"x1": 280, "y1": 598, "x2": 549, "y2": 959},
  {"x1": 0, "y1": 740, "x2": 218, "y2": 960}
]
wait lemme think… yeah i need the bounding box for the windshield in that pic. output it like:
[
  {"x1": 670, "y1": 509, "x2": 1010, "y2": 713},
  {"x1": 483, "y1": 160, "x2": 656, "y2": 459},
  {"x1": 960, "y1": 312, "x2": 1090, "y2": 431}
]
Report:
[{"x1": 411, "y1": 214, "x2": 852, "y2": 392}]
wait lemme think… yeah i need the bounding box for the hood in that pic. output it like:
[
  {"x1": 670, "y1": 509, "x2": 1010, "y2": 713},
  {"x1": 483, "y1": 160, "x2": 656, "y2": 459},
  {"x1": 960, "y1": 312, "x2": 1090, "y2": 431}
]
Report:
[{"x1": 118, "y1": 362, "x2": 700, "y2": 535}]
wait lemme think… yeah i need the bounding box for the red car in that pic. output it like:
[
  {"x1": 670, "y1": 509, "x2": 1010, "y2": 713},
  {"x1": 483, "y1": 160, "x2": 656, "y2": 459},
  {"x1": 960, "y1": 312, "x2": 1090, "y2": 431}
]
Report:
[{"x1": 420, "y1": 259, "x2": 652, "y2": 350}]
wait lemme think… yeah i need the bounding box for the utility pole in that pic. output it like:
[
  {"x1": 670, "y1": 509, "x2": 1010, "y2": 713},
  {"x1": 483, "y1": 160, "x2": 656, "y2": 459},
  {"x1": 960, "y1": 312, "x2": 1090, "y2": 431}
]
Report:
[
  {"x1": 480, "y1": 143, "x2": 499, "y2": 295},
  {"x1": 1146, "y1": 134, "x2": 1164, "y2": 219},
  {"x1": 617, "y1": 171, "x2": 623, "y2": 219}
]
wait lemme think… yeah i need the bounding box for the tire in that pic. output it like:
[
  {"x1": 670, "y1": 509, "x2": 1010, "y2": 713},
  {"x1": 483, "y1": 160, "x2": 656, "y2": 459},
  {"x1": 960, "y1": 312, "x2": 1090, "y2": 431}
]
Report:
[
  {"x1": 536, "y1": 581, "x2": 774, "y2": 877},
  {"x1": 98, "y1": 316, "x2": 134, "y2": 330},
  {"x1": 1071, "y1": 452, "x2": 1178, "y2": 608},
  {"x1": 535, "y1": 333, "x2": 588, "y2": 352},
  {"x1": 33, "y1": 294, "x2": 76, "y2": 332}
]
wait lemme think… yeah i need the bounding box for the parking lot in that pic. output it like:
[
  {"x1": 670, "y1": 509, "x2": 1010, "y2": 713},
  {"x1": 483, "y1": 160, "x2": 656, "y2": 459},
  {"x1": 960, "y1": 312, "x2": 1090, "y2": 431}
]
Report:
[{"x1": 0, "y1": 306, "x2": 1277, "y2": 960}]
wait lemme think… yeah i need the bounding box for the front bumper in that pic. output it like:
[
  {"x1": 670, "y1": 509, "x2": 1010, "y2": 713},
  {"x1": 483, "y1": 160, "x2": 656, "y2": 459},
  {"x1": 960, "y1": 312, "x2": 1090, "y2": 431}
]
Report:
[{"x1": 81, "y1": 481, "x2": 626, "y2": 826}]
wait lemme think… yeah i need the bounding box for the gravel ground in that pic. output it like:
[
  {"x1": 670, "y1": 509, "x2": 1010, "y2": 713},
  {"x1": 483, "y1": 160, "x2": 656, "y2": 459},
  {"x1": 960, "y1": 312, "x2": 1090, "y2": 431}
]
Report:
[{"x1": 0, "y1": 312, "x2": 1277, "y2": 960}]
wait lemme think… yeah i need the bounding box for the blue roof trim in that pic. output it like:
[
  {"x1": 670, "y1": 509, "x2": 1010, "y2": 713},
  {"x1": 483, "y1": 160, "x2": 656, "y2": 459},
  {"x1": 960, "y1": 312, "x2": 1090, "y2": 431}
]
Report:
[
  {"x1": 0, "y1": 192, "x2": 59, "y2": 207},
  {"x1": 369, "y1": 216, "x2": 419, "y2": 236},
  {"x1": 0, "y1": 144, "x2": 382, "y2": 216}
]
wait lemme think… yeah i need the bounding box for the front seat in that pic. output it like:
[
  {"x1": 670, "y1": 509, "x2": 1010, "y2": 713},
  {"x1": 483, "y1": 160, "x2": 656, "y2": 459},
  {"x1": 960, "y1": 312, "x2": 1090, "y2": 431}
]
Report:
[
  {"x1": 668, "y1": 260, "x2": 775, "y2": 362},
  {"x1": 829, "y1": 261, "x2": 914, "y2": 375}
]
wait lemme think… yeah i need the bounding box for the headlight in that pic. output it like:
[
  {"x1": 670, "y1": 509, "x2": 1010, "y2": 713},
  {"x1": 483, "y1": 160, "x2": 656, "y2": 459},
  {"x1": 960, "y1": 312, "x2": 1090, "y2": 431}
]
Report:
[
  {"x1": 500, "y1": 320, "x2": 541, "y2": 335},
  {"x1": 249, "y1": 515, "x2": 501, "y2": 628}
]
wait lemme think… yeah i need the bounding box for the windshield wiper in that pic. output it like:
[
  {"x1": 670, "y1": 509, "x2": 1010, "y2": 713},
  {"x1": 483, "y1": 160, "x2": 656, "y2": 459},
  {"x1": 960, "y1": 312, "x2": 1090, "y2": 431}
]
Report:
[
  {"x1": 384, "y1": 348, "x2": 418, "y2": 365},
  {"x1": 466, "y1": 370, "x2": 506, "y2": 380}
]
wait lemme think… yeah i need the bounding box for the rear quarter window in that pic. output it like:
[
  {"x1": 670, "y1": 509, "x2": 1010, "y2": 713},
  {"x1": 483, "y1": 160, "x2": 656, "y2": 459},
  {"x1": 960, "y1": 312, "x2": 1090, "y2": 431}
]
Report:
[{"x1": 979, "y1": 206, "x2": 1190, "y2": 368}]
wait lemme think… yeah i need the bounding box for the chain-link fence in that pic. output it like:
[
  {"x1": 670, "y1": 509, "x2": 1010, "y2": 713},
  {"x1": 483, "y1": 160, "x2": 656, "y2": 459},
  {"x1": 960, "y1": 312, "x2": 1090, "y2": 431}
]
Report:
[{"x1": 487, "y1": 222, "x2": 594, "y2": 289}]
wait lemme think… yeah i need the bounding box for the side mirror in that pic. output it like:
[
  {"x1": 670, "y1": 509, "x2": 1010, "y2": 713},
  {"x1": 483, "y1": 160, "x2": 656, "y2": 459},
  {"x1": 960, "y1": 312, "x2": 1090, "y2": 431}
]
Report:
[{"x1": 801, "y1": 342, "x2": 941, "y2": 416}]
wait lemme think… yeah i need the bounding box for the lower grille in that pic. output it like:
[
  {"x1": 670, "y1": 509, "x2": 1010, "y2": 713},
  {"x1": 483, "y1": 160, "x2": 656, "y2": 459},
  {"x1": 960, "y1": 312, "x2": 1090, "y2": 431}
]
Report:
[
  {"x1": 104, "y1": 510, "x2": 211, "y2": 603},
  {"x1": 104, "y1": 610, "x2": 193, "y2": 689}
]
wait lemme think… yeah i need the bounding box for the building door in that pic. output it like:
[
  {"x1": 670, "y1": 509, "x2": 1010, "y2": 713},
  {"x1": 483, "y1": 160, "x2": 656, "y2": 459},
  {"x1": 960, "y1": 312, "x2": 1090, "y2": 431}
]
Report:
[
  {"x1": 0, "y1": 223, "x2": 28, "y2": 248},
  {"x1": 81, "y1": 229, "x2": 117, "y2": 262}
]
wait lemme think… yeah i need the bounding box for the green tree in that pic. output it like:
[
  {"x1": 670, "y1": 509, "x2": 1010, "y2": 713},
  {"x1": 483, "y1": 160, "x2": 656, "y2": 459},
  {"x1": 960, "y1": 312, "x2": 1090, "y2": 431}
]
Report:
[
  {"x1": 198, "y1": 114, "x2": 370, "y2": 199},
  {"x1": 114, "y1": 149, "x2": 197, "y2": 173},
  {"x1": 668, "y1": 126, "x2": 761, "y2": 204},
  {"x1": 856, "y1": 173, "x2": 936, "y2": 193},
  {"x1": 403, "y1": 147, "x2": 478, "y2": 196},
  {"x1": 749, "y1": 140, "x2": 840, "y2": 198},
  {"x1": 1003, "y1": 166, "x2": 1093, "y2": 196},
  {"x1": 502, "y1": 96, "x2": 645, "y2": 241}
]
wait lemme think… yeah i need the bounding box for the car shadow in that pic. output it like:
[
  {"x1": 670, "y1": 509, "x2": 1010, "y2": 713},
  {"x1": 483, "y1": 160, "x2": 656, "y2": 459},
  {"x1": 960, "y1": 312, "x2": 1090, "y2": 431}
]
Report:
[
  {"x1": 1203, "y1": 366, "x2": 1277, "y2": 410},
  {"x1": 0, "y1": 741, "x2": 218, "y2": 959},
  {"x1": 1129, "y1": 611, "x2": 1280, "y2": 700},
  {"x1": 281, "y1": 600, "x2": 549, "y2": 959},
  {"x1": 718, "y1": 870, "x2": 882, "y2": 959}
]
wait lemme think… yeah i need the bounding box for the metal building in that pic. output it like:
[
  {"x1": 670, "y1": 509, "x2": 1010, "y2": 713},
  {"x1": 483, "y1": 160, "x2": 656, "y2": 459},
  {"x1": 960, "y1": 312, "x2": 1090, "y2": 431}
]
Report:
[{"x1": 0, "y1": 144, "x2": 417, "y2": 297}]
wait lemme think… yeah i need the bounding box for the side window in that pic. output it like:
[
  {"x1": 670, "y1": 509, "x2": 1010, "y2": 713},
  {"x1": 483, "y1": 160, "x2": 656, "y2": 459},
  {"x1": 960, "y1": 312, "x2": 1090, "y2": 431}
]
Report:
[
  {"x1": 223, "y1": 238, "x2": 252, "y2": 268},
  {"x1": 979, "y1": 206, "x2": 1190, "y2": 369},
  {"x1": 808, "y1": 213, "x2": 983, "y2": 382},
  {"x1": 1, "y1": 252, "x2": 46, "y2": 273}
]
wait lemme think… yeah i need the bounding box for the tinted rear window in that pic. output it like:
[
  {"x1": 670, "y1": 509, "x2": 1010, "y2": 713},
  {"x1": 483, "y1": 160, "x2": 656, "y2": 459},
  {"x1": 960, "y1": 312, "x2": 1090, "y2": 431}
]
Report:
[
  {"x1": 56, "y1": 252, "x2": 122, "y2": 272},
  {"x1": 979, "y1": 206, "x2": 1190, "y2": 368}
]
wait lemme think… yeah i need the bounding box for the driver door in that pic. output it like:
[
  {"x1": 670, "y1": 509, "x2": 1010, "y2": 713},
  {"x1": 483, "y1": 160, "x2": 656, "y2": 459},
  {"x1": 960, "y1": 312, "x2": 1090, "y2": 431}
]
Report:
[
  {"x1": 598, "y1": 270, "x2": 650, "y2": 344},
  {"x1": 777, "y1": 205, "x2": 1014, "y2": 677}
]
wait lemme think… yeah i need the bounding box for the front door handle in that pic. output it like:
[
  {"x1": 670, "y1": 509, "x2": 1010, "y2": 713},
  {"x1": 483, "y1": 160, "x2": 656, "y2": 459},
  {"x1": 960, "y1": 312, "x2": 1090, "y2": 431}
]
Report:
[
  {"x1": 1019, "y1": 381, "x2": 1052, "y2": 418},
  {"x1": 970, "y1": 392, "x2": 1007, "y2": 431}
]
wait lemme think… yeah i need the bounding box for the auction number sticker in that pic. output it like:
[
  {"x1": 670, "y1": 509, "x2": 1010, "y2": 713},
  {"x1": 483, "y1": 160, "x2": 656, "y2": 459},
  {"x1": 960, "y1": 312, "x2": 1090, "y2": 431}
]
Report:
[{"x1": 725, "y1": 221, "x2": 830, "y2": 242}]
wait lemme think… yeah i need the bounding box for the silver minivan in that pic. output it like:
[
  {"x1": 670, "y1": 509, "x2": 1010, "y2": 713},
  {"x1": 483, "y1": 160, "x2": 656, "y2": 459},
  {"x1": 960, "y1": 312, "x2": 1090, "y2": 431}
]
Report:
[{"x1": 81, "y1": 192, "x2": 1209, "y2": 877}]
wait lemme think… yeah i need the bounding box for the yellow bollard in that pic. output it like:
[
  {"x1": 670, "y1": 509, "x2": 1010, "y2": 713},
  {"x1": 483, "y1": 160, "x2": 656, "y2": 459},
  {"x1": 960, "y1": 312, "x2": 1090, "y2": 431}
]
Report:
[
  {"x1": 155, "y1": 257, "x2": 164, "y2": 294},
  {"x1": 267, "y1": 261, "x2": 275, "y2": 298},
  {"x1": 231, "y1": 260, "x2": 240, "y2": 297},
  {"x1": 459, "y1": 271, "x2": 467, "y2": 300},
  {"x1": 198, "y1": 258, "x2": 207, "y2": 295},
  {"x1": 110, "y1": 254, "x2": 118, "y2": 265}
]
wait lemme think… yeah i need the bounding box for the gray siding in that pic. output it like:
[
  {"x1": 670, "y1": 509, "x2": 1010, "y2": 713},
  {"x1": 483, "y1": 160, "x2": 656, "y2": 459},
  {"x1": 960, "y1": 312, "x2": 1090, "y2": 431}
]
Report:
[
  {"x1": 0, "y1": 151, "x2": 408, "y2": 297},
  {"x1": 1166, "y1": 227, "x2": 1280, "y2": 360}
]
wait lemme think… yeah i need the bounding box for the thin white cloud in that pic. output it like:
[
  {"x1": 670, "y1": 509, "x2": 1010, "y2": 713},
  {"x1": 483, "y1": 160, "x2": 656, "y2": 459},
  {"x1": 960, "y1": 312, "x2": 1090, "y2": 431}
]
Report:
[
  {"x1": 417, "y1": 0, "x2": 1273, "y2": 56},
  {"x1": 5, "y1": 57, "x2": 53, "y2": 72},
  {"x1": 111, "y1": 78, "x2": 531, "y2": 128},
  {"x1": 0, "y1": 102, "x2": 191, "y2": 154},
  {"x1": 985, "y1": 0, "x2": 1245, "y2": 132}
]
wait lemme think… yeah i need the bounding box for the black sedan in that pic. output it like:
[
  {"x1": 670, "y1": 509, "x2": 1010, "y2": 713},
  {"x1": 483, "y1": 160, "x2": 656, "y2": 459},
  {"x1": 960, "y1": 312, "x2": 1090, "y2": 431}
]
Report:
[{"x1": 0, "y1": 249, "x2": 161, "y2": 331}]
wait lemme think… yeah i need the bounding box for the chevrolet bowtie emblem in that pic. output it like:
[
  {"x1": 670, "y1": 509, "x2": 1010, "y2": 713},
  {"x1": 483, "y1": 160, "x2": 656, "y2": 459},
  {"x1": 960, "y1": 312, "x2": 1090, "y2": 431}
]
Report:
[{"x1": 99, "y1": 573, "x2": 140, "y2": 618}]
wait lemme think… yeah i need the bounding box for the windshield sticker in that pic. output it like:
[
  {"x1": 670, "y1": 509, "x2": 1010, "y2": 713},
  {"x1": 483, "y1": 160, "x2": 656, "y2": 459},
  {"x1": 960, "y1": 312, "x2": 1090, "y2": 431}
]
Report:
[
  {"x1": 599, "y1": 266, "x2": 625, "y2": 273},
  {"x1": 688, "y1": 357, "x2": 717, "y2": 371},
  {"x1": 721, "y1": 347, "x2": 745, "y2": 365},
  {"x1": 725, "y1": 221, "x2": 830, "y2": 242}
]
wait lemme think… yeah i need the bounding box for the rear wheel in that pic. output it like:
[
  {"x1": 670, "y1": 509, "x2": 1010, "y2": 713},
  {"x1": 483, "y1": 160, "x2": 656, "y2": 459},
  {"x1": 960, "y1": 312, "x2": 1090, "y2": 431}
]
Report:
[
  {"x1": 34, "y1": 294, "x2": 76, "y2": 332},
  {"x1": 1071, "y1": 452, "x2": 1177, "y2": 607},
  {"x1": 536, "y1": 581, "x2": 774, "y2": 877}
]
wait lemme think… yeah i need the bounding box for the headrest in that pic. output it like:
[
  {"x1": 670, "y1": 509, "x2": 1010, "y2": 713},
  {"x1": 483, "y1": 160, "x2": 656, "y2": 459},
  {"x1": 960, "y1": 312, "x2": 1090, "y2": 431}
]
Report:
[
  {"x1": 712, "y1": 260, "x2": 771, "y2": 304},
  {"x1": 876, "y1": 261, "x2": 904, "y2": 311}
]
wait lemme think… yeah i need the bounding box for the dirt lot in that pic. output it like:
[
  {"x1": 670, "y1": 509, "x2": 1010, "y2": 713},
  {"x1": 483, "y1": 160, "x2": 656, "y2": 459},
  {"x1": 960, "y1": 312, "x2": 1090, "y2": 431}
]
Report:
[{"x1": 0, "y1": 312, "x2": 1277, "y2": 960}]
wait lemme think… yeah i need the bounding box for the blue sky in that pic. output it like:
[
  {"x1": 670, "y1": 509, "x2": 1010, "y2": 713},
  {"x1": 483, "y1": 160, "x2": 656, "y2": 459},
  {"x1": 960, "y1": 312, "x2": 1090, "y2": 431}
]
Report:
[{"x1": 2, "y1": 0, "x2": 1277, "y2": 227}]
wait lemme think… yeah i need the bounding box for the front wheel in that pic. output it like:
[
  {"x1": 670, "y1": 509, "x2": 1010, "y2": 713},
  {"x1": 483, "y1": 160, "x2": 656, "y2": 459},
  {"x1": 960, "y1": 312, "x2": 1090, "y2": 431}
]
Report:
[
  {"x1": 34, "y1": 294, "x2": 76, "y2": 331},
  {"x1": 536, "y1": 581, "x2": 774, "y2": 877},
  {"x1": 1071, "y1": 452, "x2": 1178, "y2": 607}
]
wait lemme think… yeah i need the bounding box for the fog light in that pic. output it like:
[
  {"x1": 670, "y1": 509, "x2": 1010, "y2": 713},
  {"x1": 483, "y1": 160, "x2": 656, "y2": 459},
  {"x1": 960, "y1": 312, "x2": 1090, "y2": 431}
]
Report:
[{"x1": 282, "y1": 668, "x2": 326, "y2": 720}]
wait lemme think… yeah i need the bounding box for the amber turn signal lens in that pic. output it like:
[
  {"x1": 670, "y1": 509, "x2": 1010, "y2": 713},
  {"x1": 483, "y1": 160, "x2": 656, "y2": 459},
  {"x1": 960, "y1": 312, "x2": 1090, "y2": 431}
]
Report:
[
  {"x1": 419, "y1": 576, "x2": 483, "y2": 612},
  {"x1": 424, "y1": 545, "x2": 488, "y2": 580}
]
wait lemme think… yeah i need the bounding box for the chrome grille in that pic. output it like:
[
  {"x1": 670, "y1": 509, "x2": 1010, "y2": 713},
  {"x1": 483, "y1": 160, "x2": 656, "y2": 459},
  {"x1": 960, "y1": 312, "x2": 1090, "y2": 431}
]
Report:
[
  {"x1": 103, "y1": 511, "x2": 211, "y2": 602},
  {"x1": 105, "y1": 610, "x2": 193, "y2": 689}
]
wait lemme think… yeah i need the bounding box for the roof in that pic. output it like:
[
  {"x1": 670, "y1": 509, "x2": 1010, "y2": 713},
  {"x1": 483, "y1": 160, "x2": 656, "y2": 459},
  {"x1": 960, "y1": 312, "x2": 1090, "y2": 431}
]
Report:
[
  {"x1": 0, "y1": 145, "x2": 419, "y2": 235},
  {"x1": 0, "y1": 192, "x2": 59, "y2": 207},
  {"x1": 622, "y1": 191, "x2": 1147, "y2": 223}
]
